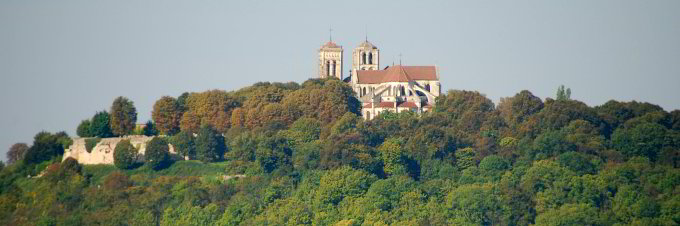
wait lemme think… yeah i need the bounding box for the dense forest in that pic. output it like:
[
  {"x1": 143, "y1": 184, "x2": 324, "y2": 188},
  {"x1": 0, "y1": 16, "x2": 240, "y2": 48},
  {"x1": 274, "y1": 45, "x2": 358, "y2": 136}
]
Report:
[{"x1": 1, "y1": 78, "x2": 679, "y2": 225}]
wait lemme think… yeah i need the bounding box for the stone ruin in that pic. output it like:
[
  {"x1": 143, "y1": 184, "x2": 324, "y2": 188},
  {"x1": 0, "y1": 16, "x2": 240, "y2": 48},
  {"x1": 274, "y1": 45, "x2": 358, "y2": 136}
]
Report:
[{"x1": 62, "y1": 135, "x2": 176, "y2": 165}]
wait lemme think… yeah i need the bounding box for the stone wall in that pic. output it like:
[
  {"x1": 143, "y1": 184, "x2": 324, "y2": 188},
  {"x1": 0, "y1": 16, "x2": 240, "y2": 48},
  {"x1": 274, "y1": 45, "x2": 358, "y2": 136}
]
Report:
[{"x1": 63, "y1": 135, "x2": 176, "y2": 165}]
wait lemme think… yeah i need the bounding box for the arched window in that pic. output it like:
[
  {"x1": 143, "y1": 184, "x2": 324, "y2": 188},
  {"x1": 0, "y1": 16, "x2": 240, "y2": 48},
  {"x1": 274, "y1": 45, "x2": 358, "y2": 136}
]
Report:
[
  {"x1": 366, "y1": 111, "x2": 371, "y2": 119},
  {"x1": 362, "y1": 53, "x2": 366, "y2": 64},
  {"x1": 400, "y1": 86, "x2": 405, "y2": 96},
  {"x1": 409, "y1": 90, "x2": 412, "y2": 96},
  {"x1": 332, "y1": 61, "x2": 336, "y2": 76},
  {"x1": 363, "y1": 87, "x2": 366, "y2": 96},
  {"x1": 326, "y1": 61, "x2": 330, "y2": 76},
  {"x1": 368, "y1": 52, "x2": 373, "y2": 64},
  {"x1": 425, "y1": 84, "x2": 431, "y2": 92}
]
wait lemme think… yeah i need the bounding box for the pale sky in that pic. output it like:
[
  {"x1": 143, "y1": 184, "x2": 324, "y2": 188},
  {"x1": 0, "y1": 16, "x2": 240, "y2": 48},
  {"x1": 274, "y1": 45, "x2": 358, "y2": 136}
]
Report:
[{"x1": 1, "y1": 0, "x2": 679, "y2": 161}]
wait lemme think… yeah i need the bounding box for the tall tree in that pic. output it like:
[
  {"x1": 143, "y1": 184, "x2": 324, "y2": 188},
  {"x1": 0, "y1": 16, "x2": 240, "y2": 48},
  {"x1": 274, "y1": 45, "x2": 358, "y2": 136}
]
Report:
[
  {"x1": 91, "y1": 111, "x2": 113, "y2": 138},
  {"x1": 183, "y1": 90, "x2": 240, "y2": 133},
  {"x1": 23, "y1": 131, "x2": 71, "y2": 166},
  {"x1": 195, "y1": 125, "x2": 226, "y2": 162},
  {"x1": 110, "y1": 96, "x2": 137, "y2": 136},
  {"x1": 170, "y1": 131, "x2": 195, "y2": 160},
  {"x1": 76, "y1": 119, "x2": 93, "y2": 137},
  {"x1": 6, "y1": 143, "x2": 29, "y2": 165},
  {"x1": 556, "y1": 85, "x2": 571, "y2": 101},
  {"x1": 152, "y1": 96, "x2": 182, "y2": 135},
  {"x1": 142, "y1": 120, "x2": 159, "y2": 136}
]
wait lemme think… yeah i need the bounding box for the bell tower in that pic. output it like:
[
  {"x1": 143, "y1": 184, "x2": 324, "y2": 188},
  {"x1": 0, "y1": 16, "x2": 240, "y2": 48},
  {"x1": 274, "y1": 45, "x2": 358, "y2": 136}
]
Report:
[
  {"x1": 319, "y1": 38, "x2": 343, "y2": 80},
  {"x1": 352, "y1": 40, "x2": 379, "y2": 72}
]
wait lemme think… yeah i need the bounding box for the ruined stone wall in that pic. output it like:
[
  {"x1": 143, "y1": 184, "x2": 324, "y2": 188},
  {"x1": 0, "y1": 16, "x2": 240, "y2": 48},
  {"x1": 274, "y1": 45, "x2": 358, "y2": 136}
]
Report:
[{"x1": 63, "y1": 136, "x2": 176, "y2": 165}]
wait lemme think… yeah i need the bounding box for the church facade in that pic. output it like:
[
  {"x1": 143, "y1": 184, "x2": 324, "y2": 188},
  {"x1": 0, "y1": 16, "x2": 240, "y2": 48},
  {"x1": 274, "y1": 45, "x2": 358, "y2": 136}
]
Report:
[{"x1": 319, "y1": 39, "x2": 441, "y2": 120}]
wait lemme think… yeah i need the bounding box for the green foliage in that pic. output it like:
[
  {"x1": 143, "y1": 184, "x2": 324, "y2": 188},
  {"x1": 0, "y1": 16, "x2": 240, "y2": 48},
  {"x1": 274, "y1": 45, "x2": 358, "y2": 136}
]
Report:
[
  {"x1": 76, "y1": 119, "x2": 93, "y2": 137},
  {"x1": 612, "y1": 122, "x2": 667, "y2": 161},
  {"x1": 479, "y1": 155, "x2": 510, "y2": 173},
  {"x1": 447, "y1": 183, "x2": 508, "y2": 224},
  {"x1": 454, "y1": 147, "x2": 477, "y2": 170},
  {"x1": 535, "y1": 203, "x2": 599, "y2": 226},
  {"x1": 556, "y1": 152, "x2": 600, "y2": 175},
  {"x1": 109, "y1": 96, "x2": 138, "y2": 136},
  {"x1": 195, "y1": 125, "x2": 226, "y2": 163},
  {"x1": 378, "y1": 138, "x2": 408, "y2": 176},
  {"x1": 3, "y1": 81, "x2": 679, "y2": 225},
  {"x1": 498, "y1": 90, "x2": 544, "y2": 125},
  {"x1": 315, "y1": 166, "x2": 378, "y2": 206},
  {"x1": 23, "y1": 131, "x2": 70, "y2": 167},
  {"x1": 90, "y1": 111, "x2": 113, "y2": 138},
  {"x1": 170, "y1": 131, "x2": 195, "y2": 159},
  {"x1": 141, "y1": 120, "x2": 159, "y2": 136},
  {"x1": 113, "y1": 139, "x2": 138, "y2": 169},
  {"x1": 556, "y1": 84, "x2": 571, "y2": 101},
  {"x1": 84, "y1": 138, "x2": 101, "y2": 153},
  {"x1": 145, "y1": 137, "x2": 171, "y2": 170}
]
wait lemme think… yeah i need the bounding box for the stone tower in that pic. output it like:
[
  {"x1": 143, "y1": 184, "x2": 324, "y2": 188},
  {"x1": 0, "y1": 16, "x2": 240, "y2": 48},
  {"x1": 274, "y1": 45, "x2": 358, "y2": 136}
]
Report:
[
  {"x1": 319, "y1": 41, "x2": 343, "y2": 80},
  {"x1": 352, "y1": 40, "x2": 379, "y2": 71}
]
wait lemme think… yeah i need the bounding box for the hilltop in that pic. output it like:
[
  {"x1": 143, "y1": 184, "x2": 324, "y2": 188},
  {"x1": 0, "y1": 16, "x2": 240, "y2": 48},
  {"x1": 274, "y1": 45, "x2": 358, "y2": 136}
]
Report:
[{"x1": 1, "y1": 78, "x2": 679, "y2": 225}]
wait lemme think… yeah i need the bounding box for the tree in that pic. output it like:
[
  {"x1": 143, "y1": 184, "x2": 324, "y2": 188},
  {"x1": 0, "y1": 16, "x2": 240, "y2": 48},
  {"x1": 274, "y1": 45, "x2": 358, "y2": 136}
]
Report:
[
  {"x1": 142, "y1": 120, "x2": 159, "y2": 136},
  {"x1": 447, "y1": 183, "x2": 508, "y2": 225},
  {"x1": 23, "y1": 131, "x2": 71, "y2": 166},
  {"x1": 314, "y1": 166, "x2": 378, "y2": 206},
  {"x1": 152, "y1": 96, "x2": 182, "y2": 135},
  {"x1": 6, "y1": 143, "x2": 28, "y2": 165},
  {"x1": 195, "y1": 125, "x2": 226, "y2": 162},
  {"x1": 110, "y1": 96, "x2": 138, "y2": 136},
  {"x1": 114, "y1": 139, "x2": 138, "y2": 169},
  {"x1": 183, "y1": 90, "x2": 240, "y2": 133},
  {"x1": 76, "y1": 119, "x2": 93, "y2": 137},
  {"x1": 556, "y1": 85, "x2": 571, "y2": 101},
  {"x1": 497, "y1": 90, "x2": 544, "y2": 126},
  {"x1": 170, "y1": 131, "x2": 195, "y2": 160},
  {"x1": 535, "y1": 203, "x2": 600, "y2": 226},
  {"x1": 91, "y1": 111, "x2": 113, "y2": 138},
  {"x1": 612, "y1": 122, "x2": 667, "y2": 161},
  {"x1": 145, "y1": 137, "x2": 171, "y2": 170}
]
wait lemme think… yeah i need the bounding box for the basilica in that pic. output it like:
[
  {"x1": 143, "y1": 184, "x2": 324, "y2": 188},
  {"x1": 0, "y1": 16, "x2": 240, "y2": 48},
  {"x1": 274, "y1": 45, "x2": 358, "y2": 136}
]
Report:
[{"x1": 319, "y1": 39, "x2": 441, "y2": 120}]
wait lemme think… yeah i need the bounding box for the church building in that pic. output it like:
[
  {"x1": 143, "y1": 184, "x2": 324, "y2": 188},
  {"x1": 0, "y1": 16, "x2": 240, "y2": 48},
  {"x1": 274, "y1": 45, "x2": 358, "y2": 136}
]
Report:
[{"x1": 319, "y1": 39, "x2": 441, "y2": 120}]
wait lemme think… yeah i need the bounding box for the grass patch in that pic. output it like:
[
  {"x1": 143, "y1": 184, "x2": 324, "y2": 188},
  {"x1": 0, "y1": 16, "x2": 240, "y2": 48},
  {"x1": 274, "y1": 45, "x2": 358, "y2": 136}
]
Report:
[{"x1": 85, "y1": 138, "x2": 102, "y2": 153}]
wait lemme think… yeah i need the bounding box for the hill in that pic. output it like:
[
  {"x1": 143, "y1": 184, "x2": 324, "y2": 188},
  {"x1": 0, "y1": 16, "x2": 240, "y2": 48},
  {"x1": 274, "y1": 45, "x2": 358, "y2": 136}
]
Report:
[{"x1": 1, "y1": 78, "x2": 679, "y2": 225}]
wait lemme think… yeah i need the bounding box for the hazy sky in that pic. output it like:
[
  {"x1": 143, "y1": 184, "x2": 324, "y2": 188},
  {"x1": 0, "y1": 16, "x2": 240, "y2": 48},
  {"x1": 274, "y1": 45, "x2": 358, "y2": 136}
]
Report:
[{"x1": 1, "y1": 0, "x2": 679, "y2": 161}]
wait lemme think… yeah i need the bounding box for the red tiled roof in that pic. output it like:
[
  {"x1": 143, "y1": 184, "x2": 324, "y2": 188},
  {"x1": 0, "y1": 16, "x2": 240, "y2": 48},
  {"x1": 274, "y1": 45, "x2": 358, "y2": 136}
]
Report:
[
  {"x1": 363, "y1": 103, "x2": 373, "y2": 108},
  {"x1": 356, "y1": 65, "x2": 437, "y2": 84},
  {"x1": 397, "y1": 102, "x2": 418, "y2": 108},
  {"x1": 321, "y1": 41, "x2": 341, "y2": 48},
  {"x1": 378, "y1": 102, "x2": 395, "y2": 108}
]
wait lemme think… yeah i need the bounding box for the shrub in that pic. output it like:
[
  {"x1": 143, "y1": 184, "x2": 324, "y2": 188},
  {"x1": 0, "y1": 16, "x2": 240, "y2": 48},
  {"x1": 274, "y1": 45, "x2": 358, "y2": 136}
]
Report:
[
  {"x1": 85, "y1": 138, "x2": 101, "y2": 153},
  {"x1": 114, "y1": 139, "x2": 138, "y2": 169},
  {"x1": 60, "y1": 157, "x2": 82, "y2": 174}
]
